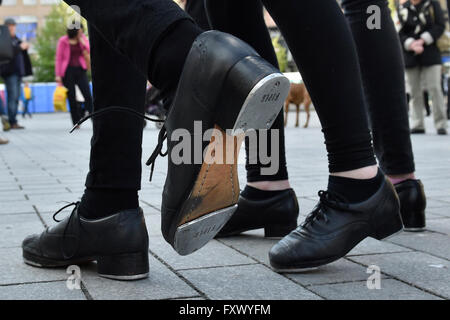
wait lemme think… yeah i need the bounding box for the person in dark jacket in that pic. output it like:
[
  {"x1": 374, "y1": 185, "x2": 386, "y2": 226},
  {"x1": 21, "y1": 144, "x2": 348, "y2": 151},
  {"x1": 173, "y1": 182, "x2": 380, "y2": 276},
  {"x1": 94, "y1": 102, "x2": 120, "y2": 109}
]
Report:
[
  {"x1": 398, "y1": 0, "x2": 448, "y2": 135},
  {"x1": 0, "y1": 18, "x2": 33, "y2": 130}
]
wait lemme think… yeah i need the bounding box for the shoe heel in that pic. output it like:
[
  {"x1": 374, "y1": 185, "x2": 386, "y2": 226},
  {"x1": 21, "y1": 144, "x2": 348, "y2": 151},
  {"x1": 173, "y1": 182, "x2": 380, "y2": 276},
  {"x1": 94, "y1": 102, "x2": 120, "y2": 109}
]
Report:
[
  {"x1": 403, "y1": 210, "x2": 426, "y2": 232},
  {"x1": 215, "y1": 56, "x2": 290, "y2": 134},
  {"x1": 174, "y1": 205, "x2": 237, "y2": 256},
  {"x1": 97, "y1": 252, "x2": 149, "y2": 281},
  {"x1": 372, "y1": 208, "x2": 404, "y2": 241},
  {"x1": 265, "y1": 223, "x2": 297, "y2": 238}
]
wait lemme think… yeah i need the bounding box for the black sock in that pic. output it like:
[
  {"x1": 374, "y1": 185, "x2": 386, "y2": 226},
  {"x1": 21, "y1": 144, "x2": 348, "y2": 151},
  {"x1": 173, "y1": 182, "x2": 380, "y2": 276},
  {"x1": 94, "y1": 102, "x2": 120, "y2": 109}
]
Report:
[
  {"x1": 328, "y1": 169, "x2": 384, "y2": 203},
  {"x1": 148, "y1": 20, "x2": 203, "y2": 96},
  {"x1": 79, "y1": 188, "x2": 139, "y2": 219},
  {"x1": 241, "y1": 185, "x2": 287, "y2": 201}
]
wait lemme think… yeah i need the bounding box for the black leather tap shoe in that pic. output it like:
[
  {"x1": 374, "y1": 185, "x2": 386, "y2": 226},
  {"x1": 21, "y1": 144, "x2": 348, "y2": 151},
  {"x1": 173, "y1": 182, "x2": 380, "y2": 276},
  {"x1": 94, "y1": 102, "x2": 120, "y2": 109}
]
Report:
[
  {"x1": 22, "y1": 203, "x2": 149, "y2": 281},
  {"x1": 150, "y1": 31, "x2": 290, "y2": 256},
  {"x1": 269, "y1": 178, "x2": 403, "y2": 272},
  {"x1": 395, "y1": 179, "x2": 426, "y2": 231},
  {"x1": 216, "y1": 189, "x2": 299, "y2": 238}
]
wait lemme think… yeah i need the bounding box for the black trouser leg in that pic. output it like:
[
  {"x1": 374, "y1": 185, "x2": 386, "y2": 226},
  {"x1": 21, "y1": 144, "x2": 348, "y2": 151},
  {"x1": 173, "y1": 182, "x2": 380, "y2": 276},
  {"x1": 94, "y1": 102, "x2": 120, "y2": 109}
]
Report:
[
  {"x1": 84, "y1": 25, "x2": 147, "y2": 191},
  {"x1": 64, "y1": 0, "x2": 192, "y2": 81},
  {"x1": 205, "y1": 0, "x2": 288, "y2": 182},
  {"x1": 263, "y1": 0, "x2": 375, "y2": 172},
  {"x1": 63, "y1": 67, "x2": 82, "y2": 125},
  {"x1": 341, "y1": 0, "x2": 415, "y2": 175},
  {"x1": 76, "y1": 69, "x2": 93, "y2": 115}
]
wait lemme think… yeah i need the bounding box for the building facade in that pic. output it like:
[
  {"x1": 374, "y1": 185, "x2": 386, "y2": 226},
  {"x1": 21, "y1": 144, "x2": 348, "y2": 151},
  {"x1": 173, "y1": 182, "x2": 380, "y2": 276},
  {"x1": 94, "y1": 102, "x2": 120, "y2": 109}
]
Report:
[{"x1": 1, "y1": 0, "x2": 60, "y2": 41}]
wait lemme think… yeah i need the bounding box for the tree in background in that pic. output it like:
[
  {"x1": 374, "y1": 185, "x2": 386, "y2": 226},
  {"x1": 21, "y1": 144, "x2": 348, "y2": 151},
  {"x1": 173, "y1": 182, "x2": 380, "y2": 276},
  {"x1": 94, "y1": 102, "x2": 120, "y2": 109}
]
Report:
[
  {"x1": 272, "y1": 36, "x2": 288, "y2": 72},
  {"x1": 32, "y1": 3, "x2": 87, "y2": 82}
]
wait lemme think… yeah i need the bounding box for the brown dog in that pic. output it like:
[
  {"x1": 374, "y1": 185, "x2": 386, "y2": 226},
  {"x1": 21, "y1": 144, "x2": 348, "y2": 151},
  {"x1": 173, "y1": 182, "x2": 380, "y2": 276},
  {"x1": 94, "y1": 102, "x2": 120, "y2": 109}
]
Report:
[{"x1": 284, "y1": 83, "x2": 311, "y2": 128}]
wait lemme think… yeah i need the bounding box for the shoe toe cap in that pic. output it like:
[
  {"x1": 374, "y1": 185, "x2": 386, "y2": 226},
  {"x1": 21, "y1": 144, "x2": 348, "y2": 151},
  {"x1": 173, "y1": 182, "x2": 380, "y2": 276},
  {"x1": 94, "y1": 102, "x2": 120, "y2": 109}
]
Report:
[
  {"x1": 269, "y1": 234, "x2": 304, "y2": 268},
  {"x1": 22, "y1": 234, "x2": 42, "y2": 255}
]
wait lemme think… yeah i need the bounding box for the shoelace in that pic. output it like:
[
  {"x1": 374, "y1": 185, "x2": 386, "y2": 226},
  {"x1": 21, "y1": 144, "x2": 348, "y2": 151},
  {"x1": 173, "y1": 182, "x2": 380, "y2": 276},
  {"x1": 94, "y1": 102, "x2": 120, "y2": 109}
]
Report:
[
  {"x1": 302, "y1": 190, "x2": 360, "y2": 227},
  {"x1": 71, "y1": 106, "x2": 167, "y2": 181},
  {"x1": 52, "y1": 202, "x2": 81, "y2": 260}
]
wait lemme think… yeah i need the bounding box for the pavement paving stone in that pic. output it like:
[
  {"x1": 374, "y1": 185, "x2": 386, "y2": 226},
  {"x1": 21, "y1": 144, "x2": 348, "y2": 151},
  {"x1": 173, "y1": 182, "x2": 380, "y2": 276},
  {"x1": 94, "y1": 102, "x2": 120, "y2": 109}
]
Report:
[
  {"x1": 0, "y1": 213, "x2": 45, "y2": 248},
  {"x1": 348, "y1": 251, "x2": 450, "y2": 299},
  {"x1": 149, "y1": 236, "x2": 256, "y2": 271},
  {"x1": 284, "y1": 258, "x2": 390, "y2": 286},
  {"x1": 179, "y1": 264, "x2": 322, "y2": 300},
  {"x1": 0, "y1": 247, "x2": 68, "y2": 285},
  {"x1": 426, "y1": 218, "x2": 450, "y2": 235},
  {"x1": 308, "y1": 279, "x2": 441, "y2": 300},
  {"x1": 81, "y1": 255, "x2": 198, "y2": 300},
  {"x1": 387, "y1": 231, "x2": 450, "y2": 260},
  {"x1": 0, "y1": 281, "x2": 86, "y2": 300}
]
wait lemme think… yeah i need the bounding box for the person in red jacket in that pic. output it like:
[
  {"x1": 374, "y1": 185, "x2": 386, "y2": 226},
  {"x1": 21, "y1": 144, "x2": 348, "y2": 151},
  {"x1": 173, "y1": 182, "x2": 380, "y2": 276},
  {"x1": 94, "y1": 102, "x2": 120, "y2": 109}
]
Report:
[{"x1": 55, "y1": 26, "x2": 93, "y2": 126}]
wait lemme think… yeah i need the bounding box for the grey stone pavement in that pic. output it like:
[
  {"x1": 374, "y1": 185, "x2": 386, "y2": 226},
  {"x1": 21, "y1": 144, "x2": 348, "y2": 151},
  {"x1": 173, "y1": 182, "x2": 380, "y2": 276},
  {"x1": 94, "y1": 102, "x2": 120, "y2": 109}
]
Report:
[{"x1": 0, "y1": 112, "x2": 449, "y2": 300}]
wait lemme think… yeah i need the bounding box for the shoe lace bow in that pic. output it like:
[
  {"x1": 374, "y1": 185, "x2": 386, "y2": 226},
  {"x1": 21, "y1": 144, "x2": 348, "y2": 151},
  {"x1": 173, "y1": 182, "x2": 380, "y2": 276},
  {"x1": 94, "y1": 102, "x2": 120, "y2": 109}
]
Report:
[{"x1": 302, "y1": 191, "x2": 360, "y2": 227}]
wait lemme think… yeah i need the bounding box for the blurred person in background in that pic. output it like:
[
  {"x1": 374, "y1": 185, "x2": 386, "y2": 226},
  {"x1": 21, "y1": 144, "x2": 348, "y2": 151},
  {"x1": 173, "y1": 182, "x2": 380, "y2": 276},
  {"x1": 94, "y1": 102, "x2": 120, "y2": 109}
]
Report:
[
  {"x1": 0, "y1": 18, "x2": 32, "y2": 130},
  {"x1": 0, "y1": 90, "x2": 10, "y2": 131},
  {"x1": 398, "y1": 0, "x2": 448, "y2": 135},
  {"x1": 55, "y1": 26, "x2": 93, "y2": 126},
  {"x1": 0, "y1": 81, "x2": 8, "y2": 144},
  {"x1": 22, "y1": 81, "x2": 33, "y2": 118}
]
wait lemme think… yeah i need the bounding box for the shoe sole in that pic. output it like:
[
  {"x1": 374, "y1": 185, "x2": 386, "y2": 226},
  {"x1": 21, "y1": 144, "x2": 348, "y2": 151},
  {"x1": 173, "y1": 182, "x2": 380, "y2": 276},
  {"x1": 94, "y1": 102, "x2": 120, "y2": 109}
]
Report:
[
  {"x1": 270, "y1": 255, "x2": 340, "y2": 273},
  {"x1": 98, "y1": 273, "x2": 149, "y2": 281},
  {"x1": 271, "y1": 266, "x2": 319, "y2": 273},
  {"x1": 403, "y1": 227, "x2": 426, "y2": 232},
  {"x1": 172, "y1": 73, "x2": 290, "y2": 256},
  {"x1": 174, "y1": 205, "x2": 237, "y2": 255},
  {"x1": 232, "y1": 73, "x2": 291, "y2": 134},
  {"x1": 271, "y1": 219, "x2": 404, "y2": 273},
  {"x1": 23, "y1": 251, "x2": 149, "y2": 281}
]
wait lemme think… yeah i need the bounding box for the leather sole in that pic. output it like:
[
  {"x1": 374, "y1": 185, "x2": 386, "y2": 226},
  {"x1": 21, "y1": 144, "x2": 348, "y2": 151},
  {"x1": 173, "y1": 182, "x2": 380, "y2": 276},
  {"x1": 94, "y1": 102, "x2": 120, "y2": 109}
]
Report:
[
  {"x1": 174, "y1": 127, "x2": 241, "y2": 255},
  {"x1": 172, "y1": 67, "x2": 290, "y2": 256}
]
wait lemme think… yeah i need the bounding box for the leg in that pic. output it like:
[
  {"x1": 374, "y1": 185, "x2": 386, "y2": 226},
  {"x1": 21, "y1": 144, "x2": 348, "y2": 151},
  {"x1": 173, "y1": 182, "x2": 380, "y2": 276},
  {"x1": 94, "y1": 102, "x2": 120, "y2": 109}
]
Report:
[
  {"x1": 22, "y1": 25, "x2": 151, "y2": 280},
  {"x1": 5, "y1": 74, "x2": 20, "y2": 126},
  {"x1": 342, "y1": 0, "x2": 415, "y2": 175},
  {"x1": 295, "y1": 105, "x2": 300, "y2": 128},
  {"x1": 0, "y1": 92, "x2": 9, "y2": 131},
  {"x1": 304, "y1": 98, "x2": 311, "y2": 128},
  {"x1": 74, "y1": 69, "x2": 94, "y2": 117},
  {"x1": 63, "y1": 68, "x2": 81, "y2": 126},
  {"x1": 422, "y1": 65, "x2": 448, "y2": 132},
  {"x1": 25, "y1": 0, "x2": 290, "y2": 258},
  {"x1": 206, "y1": 0, "x2": 298, "y2": 239},
  {"x1": 83, "y1": 25, "x2": 147, "y2": 201},
  {"x1": 407, "y1": 67, "x2": 426, "y2": 132},
  {"x1": 284, "y1": 101, "x2": 289, "y2": 127},
  {"x1": 261, "y1": 0, "x2": 402, "y2": 271},
  {"x1": 342, "y1": 0, "x2": 426, "y2": 231},
  {"x1": 424, "y1": 91, "x2": 431, "y2": 117},
  {"x1": 205, "y1": 0, "x2": 289, "y2": 185},
  {"x1": 64, "y1": 0, "x2": 193, "y2": 93},
  {"x1": 264, "y1": 0, "x2": 376, "y2": 175},
  {"x1": 23, "y1": 100, "x2": 28, "y2": 117}
]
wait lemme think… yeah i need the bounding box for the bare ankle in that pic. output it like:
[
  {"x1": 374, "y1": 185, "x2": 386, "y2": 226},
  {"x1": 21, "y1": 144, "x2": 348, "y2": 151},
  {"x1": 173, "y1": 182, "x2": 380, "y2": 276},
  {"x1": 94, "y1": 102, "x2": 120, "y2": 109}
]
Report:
[
  {"x1": 387, "y1": 173, "x2": 416, "y2": 185},
  {"x1": 331, "y1": 165, "x2": 378, "y2": 180},
  {"x1": 387, "y1": 173, "x2": 415, "y2": 180},
  {"x1": 247, "y1": 180, "x2": 291, "y2": 191}
]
